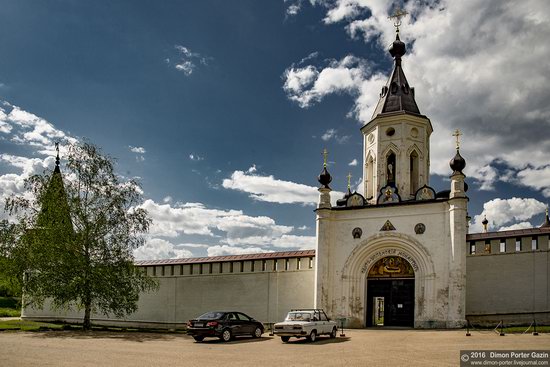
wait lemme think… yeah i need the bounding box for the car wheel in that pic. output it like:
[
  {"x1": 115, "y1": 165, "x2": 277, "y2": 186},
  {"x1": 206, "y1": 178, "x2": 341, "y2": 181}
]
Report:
[
  {"x1": 330, "y1": 327, "x2": 337, "y2": 339},
  {"x1": 252, "y1": 327, "x2": 262, "y2": 338},
  {"x1": 193, "y1": 336, "x2": 204, "y2": 342},
  {"x1": 307, "y1": 330, "x2": 317, "y2": 342},
  {"x1": 221, "y1": 329, "x2": 232, "y2": 342},
  {"x1": 281, "y1": 336, "x2": 290, "y2": 343}
]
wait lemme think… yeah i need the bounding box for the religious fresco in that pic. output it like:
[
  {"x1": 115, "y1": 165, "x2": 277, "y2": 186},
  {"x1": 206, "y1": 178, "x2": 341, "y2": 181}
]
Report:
[{"x1": 368, "y1": 256, "x2": 415, "y2": 278}]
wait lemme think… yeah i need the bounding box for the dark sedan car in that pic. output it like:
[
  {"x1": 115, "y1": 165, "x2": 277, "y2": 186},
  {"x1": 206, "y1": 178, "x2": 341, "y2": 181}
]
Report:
[{"x1": 187, "y1": 311, "x2": 264, "y2": 342}]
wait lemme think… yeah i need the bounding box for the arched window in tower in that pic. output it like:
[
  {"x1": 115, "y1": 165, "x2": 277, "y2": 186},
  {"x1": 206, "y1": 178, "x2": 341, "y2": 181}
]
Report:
[
  {"x1": 366, "y1": 155, "x2": 374, "y2": 198},
  {"x1": 386, "y1": 151, "x2": 396, "y2": 186},
  {"x1": 410, "y1": 150, "x2": 419, "y2": 194}
]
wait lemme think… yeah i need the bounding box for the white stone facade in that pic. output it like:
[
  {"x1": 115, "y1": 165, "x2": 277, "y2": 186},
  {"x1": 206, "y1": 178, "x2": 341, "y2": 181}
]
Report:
[{"x1": 315, "y1": 197, "x2": 467, "y2": 328}]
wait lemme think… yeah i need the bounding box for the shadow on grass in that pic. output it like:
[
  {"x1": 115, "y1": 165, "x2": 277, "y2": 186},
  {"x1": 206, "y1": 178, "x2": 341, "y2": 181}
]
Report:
[
  {"x1": 27, "y1": 329, "x2": 189, "y2": 342},
  {"x1": 281, "y1": 336, "x2": 351, "y2": 345},
  {"x1": 195, "y1": 335, "x2": 273, "y2": 345}
]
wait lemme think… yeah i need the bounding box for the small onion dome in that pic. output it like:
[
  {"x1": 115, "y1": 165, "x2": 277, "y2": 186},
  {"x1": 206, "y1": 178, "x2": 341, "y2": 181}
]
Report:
[
  {"x1": 318, "y1": 166, "x2": 332, "y2": 189},
  {"x1": 464, "y1": 181, "x2": 469, "y2": 192},
  {"x1": 482, "y1": 216, "x2": 489, "y2": 226},
  {"x1": 450, "y1": 149, "x2": 466, "y2": 174},
  {"x1": 389, "y1": 33, "x2": 406, "y2": 59}
]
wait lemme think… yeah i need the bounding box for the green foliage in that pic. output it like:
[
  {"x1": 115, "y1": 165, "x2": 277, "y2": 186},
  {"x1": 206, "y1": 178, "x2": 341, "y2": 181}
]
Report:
[
  {"x1": 2, "y1": 141, "x2": 158, "y2": 330},
  {"x1": 0, "y1": 296, "x2": 20, "y2": 308},
  {"x1": 0, "y1": 297, "x2": 21, "y2": 317}
]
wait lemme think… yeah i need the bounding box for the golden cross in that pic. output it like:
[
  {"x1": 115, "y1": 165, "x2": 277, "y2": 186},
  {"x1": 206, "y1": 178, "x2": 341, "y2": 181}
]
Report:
[
  {"x1": 388, "y1": 7, "x2": 408, "y2": 30},
  {"x1": 322, "y1": 148, "x2": 328, "y2": 168},
  {"x1": 452, "y1": 129, "x2": 462, "y2": 150},
  {"x1": 347, "y1": 172, "x2": 352, "y2": 189}
]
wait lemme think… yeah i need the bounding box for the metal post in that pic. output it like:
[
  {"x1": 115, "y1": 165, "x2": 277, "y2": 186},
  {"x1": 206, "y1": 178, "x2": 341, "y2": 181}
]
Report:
[
  {"x1": 533, "y1": 319, "x2": 538, "y2": 336},
  {"x1": 466, "y1": 319, "x2": 471, "y2": 336},
  {"x1": 339, "y1": 318, "x2": 346, "y2": 337},
  {"x1": 499, "y1": 320, "x2": 505, "y2": 336}
]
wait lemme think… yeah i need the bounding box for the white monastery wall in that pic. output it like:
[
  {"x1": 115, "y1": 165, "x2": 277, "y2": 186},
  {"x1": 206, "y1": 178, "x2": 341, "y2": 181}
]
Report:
[
  {"x1": 466, "y1": 235, "x2": 550, "y2": 326},
  {"x1": 22, "y1": 255, "x2": 315, "y2": 328}
]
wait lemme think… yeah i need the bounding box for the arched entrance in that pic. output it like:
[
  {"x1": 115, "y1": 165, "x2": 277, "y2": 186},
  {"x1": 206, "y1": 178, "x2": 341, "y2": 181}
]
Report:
[{"x1": 366, "y1": 256, "x2": 415, "y2": 327}]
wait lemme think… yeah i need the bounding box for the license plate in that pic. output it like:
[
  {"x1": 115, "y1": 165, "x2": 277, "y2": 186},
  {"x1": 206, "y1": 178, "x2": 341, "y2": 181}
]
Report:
[{"x1": 195, "y1": 322, "x2": 204, "y2": 327}]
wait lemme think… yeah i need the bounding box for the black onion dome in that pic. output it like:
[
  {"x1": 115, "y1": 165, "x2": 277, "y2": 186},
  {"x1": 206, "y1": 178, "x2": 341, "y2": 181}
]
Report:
[
  {"x1": 389, "y1": 33, "x2": 406, "y2": 59},
  {"x1": 450, "y1": 149, "x2": 466, "y2": 174},
  {"x1": 318, "y1": 166, "x2": 332, "y2": 189},
  {"x1": 482, "y1": 217, "x2": 488, "y2": 226}
]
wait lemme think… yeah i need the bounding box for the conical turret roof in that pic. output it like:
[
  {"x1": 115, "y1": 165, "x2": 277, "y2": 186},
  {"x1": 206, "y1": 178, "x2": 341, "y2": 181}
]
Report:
[{"x1": 371, "y1": 33, "x2": 421, "y2": 118}]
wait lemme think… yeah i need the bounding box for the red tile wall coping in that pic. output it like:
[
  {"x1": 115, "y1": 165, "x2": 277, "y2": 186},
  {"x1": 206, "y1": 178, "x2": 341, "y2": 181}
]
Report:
[
  {"x1": 135, "y1": 249, "x2": 316, "y2": 266},
  {"x1": 467, "y1": 226, "x2": 550, "y2": 241}
]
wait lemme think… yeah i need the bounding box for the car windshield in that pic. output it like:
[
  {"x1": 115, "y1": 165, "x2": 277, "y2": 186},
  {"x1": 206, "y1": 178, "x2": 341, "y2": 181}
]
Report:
[
  {"x1": 197, "y1": 311, "x2": 225, "y2": 320},
  {"x1": 285, "y1": 312, "x2": 311, "y2": 321}
]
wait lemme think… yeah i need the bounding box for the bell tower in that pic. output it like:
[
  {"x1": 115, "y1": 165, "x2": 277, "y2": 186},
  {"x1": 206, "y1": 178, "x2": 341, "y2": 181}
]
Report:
[{"x1": 361, "y1": 13, "x2": 432, "y2": 202}]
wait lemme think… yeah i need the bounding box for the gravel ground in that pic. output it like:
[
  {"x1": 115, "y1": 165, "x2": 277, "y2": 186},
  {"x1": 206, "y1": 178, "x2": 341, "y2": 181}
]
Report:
[{"x1": 0, "y1": 328, "x2": 548, "y2": 366}]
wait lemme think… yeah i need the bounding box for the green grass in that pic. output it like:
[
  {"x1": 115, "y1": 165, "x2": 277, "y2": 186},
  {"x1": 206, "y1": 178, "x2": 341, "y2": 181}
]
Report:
[
  {"x1": 0, "y1": 320, "x2": 64, "y2": 331},
  {"x1": 468, "y1": 325, "x2": 550, "y2": 334},
  {"x1": 0, "y1": 319, "x2": 187, "y2": 333},
  {"x1": 503, "y1": 325, "x2": 550, "y2": 334},
  {"x1": 0, "y1": 308, "x2": 21, "y2": 317}
]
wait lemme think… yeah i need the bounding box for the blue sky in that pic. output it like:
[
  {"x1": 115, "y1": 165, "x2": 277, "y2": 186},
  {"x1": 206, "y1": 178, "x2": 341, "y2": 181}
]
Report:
[{"x1": 1, "y1": 0, "x2": 549, "y2": 259}]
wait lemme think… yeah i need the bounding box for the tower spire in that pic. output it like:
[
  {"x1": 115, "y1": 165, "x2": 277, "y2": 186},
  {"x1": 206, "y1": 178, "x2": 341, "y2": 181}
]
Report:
[
  {"x1": 54, "y1": 142, "x2": 61, "y2": 173},
  {"x1": 371, "y1": 10, "x2": 420, "y2": 118},
  {"x1": 318, "y1": 148, "x2": 332, "y2": 189},
  {"x1": 450, "y1": 129, "x2": 466, "y2": 174}
]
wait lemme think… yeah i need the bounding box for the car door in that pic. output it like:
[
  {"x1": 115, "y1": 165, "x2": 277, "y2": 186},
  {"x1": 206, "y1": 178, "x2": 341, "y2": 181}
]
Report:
[
  {"x1": 320, "y1": 310, "x2": 331, "y2": 334},
  {"x1": 227, "y1": 312, "x2": 242, "y2": 335},
  {"x1": 236, "y1": 312, "x2": 254, "y2": 334}
]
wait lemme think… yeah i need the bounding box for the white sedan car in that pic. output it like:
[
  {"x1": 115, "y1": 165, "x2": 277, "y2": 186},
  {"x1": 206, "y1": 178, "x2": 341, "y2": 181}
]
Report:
[{"x1": 274, "y1": 309, "x2": 337, "y2": 342}]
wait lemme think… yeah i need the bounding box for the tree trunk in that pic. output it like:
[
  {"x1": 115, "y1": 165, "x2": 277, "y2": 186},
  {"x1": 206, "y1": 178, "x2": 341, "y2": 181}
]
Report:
[{"x1": 83, "y1": 298, "x2": 91, "y2": 331}]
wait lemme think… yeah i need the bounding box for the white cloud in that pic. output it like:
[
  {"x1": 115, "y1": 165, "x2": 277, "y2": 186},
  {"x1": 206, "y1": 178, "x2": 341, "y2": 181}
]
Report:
[
  {"x1": 129, "y1": 146, "x2": 146, "y2": 154},
  {"x1": 163, "y1": 196, "x2": 172, "y2": 203},
  {"x1": 189, "y1": 153, "x2": 204, "y2": 161},
  {"x1": 321, "y1": 129, "x2": 336, "y2": 141},
  {"x1": 470, "y1": 197, "x2": 547, "y2": 233},
  {"x1": 172, "y1": 45, "x2": 211, "y2": 76},
  {"x1": 284, "y1": 0, "x2": 550, "y2": 195},
  {"x1": 6, "y1": 105, "x2": 76, "y2": 149},
  {"x1": 516, "y1": 166, "x2": 550, "y2": 197},
  {"x1": 137, "y1": 198, "x2": 318, "y2": 259},
  {"x1": 207, "y1": 245, "x2": 270, "y2": 257},
  {"x1": 348, "y1": 158, "x2": 358, "y2": 166},
  {"x1": 222, "y1": 167, "x2": 345, "y2": 206},
  {"x1": 222, "y1": 169, "x2": 318, "y2": 205},
  {"x1": 298, "y1": 225, "x2": 309, "y2": 230},
  {"x1": 283, "y1": 55, "x2": 369, "y2": 109},
  {"x1": 320, "y1": 128, "x2": 351, "y2": 143},
  {"x1": 0, "y1": 103, "x2": 79, "y2": 220},
  {"x1": 498, "y1": 222, "x2": 534, "y2": 231},
  {"x1": 134, "y1": 238, "x2": 193, "y2": 260}
]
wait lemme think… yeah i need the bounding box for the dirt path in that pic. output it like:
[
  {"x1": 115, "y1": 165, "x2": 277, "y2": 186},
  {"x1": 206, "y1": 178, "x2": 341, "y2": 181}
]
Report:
[{"x1": 0, "y1": 329, "x2": 548, "y2": 366}]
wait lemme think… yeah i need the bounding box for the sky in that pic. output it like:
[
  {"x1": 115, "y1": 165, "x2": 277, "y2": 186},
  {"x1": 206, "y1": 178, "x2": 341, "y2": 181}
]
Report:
[{"x1": 1, "y1": 0, "x2": 549, "y2": 260}]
